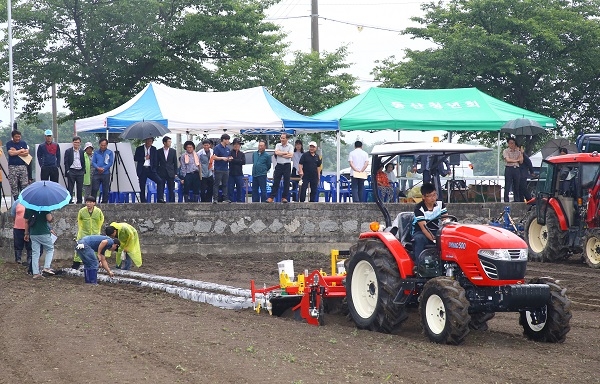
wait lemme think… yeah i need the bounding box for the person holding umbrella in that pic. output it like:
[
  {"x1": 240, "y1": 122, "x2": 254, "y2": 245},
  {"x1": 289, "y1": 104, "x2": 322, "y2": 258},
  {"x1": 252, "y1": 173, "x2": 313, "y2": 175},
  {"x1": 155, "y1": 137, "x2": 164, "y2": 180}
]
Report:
[
  {"x1": 134, "y1": 137, "x2": 164, "y2": 203},
  {"x1": 503, "y1": 137, "x2": 523, "y2": 202},
  {"x1": 23, "y1": 208, "x2": 55, "y2": 278},
  {"x1": 18, "y1": 181, "x2": 71, "y2": 278}
]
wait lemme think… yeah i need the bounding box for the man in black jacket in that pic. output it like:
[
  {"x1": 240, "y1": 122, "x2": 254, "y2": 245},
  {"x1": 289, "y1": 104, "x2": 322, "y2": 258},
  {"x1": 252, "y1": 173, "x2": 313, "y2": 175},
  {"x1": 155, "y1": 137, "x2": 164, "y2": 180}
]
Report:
[
  {"x1": 64, "y1": 136, "x2": 86, "y2": 204},
  {"x1": 134, "y1": 137, "x2": 164, "y2": 203},
  {"x1": 157, "y1": 136, "x2": 178, "y2": 202},
  {"x1": 228, "y1": 138, "x2": 246, "y2": 202}
]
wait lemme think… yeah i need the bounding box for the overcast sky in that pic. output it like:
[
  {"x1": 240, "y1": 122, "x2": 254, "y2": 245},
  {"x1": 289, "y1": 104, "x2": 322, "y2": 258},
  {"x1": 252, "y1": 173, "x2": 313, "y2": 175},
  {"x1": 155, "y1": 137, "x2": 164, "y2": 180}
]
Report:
[
  {"x1": 267, "y1": 0, "x2": 445, "y2": 143},
  {"x1": 2, "y1": 0, "x2": 446, "y2": 144}
]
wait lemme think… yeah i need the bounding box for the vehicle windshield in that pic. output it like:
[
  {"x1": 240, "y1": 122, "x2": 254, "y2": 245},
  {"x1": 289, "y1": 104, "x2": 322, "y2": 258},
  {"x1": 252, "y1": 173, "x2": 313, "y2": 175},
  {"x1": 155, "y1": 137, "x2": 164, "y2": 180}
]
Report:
[{"x1": 580, "y1": 164, "x2": 600, "y2": 190}]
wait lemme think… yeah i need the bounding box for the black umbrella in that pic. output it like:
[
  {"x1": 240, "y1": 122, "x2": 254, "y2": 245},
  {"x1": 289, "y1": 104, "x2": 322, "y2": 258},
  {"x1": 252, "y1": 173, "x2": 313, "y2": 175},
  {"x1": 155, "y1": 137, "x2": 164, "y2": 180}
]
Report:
[
  {"x1": 500, "y1": 118, "x2": 546, "y2": 136},
  {"x1": 121, "y1": 121, "x2": 170, "y2": 140},
  {"x1": 541, "y1": 138, "x2": 578, "y2": 158}
]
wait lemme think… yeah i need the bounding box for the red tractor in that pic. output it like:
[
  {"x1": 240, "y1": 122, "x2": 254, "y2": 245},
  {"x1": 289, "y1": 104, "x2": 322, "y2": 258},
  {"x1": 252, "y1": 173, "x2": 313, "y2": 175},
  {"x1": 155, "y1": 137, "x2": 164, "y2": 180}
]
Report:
[
  {"x1": 344, "y1": 142, "x2": 571, "y2": 345},
  {"x1": 525, "y1": 152, "x2": 600, "y2": 268}
]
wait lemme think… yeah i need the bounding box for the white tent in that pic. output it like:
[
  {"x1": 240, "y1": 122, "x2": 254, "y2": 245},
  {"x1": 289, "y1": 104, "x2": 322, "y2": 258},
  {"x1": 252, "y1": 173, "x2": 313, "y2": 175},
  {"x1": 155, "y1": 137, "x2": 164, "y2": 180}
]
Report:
[{"x1": 75, "y1": 82, "x2": 338, "y2": 135}]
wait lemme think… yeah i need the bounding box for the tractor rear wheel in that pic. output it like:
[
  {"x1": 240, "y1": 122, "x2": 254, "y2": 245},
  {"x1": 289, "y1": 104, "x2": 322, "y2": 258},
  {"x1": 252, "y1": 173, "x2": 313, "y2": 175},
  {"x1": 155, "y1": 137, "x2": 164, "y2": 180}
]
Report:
[
  {"x1": 583, "y1": 228, "x2": 600, "y2": 269},
  {"x1": 419, "y1": 277, "x2": 470, "y2": 345},
  {"x1": 519, "y1": 277, "x2": 572, "y2": 343},
  {"x1": 346, "y1": 238, "x2": 408, "y2": 334},
  {"x1": 525, "y1": 209, "x2": 568, "y2": 262}
]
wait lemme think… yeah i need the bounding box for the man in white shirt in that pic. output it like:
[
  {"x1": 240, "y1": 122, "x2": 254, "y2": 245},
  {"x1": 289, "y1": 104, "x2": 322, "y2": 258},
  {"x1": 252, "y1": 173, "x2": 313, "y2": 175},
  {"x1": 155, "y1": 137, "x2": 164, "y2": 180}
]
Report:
[
  {"x1": 267, "y1": 133, "x2": 294, "y2": 203},
  {"x1": 348, "y1": 140, "x2": 369, "y2": 202}
]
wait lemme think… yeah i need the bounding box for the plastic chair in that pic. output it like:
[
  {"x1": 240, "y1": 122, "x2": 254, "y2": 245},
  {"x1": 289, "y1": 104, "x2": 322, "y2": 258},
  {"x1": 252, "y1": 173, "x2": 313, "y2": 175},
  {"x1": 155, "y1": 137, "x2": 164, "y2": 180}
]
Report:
[
  {"x1": 325, "y1": 175, "x2": 337, "y2": 202},
  {"x1": 146, "y1": 180, "x2": 158, "y2": 203},
  {"x1": 339, "y1": 175, "x2": 352, "y2": 202},
  {"x1": 317, "y1": 175, "x2": 337, "y2": 202},
  {"x1": 363, "y1": 175, "x2": 373, "y2": 202}
]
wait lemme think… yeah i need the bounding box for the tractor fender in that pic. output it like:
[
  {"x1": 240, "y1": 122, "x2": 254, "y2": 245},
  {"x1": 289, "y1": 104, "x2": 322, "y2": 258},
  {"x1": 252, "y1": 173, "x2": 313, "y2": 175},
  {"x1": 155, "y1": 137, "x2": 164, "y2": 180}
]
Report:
[
  {"x1": 548, "y1": 198, "x2": 569, "y2": 231},
  {"x1": 358, "y1": 231, "x2": 414, "y2": 279}
]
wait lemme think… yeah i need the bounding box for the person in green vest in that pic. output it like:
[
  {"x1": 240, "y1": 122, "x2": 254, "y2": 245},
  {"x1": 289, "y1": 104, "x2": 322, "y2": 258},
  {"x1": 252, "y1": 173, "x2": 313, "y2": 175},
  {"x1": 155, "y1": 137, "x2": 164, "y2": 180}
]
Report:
[
  {"x1": 71, "y1": 196, "x2": 105, "y2": 270},
  {"x1": 82, "y1": 142, "x2": 94, "y2": 199}
]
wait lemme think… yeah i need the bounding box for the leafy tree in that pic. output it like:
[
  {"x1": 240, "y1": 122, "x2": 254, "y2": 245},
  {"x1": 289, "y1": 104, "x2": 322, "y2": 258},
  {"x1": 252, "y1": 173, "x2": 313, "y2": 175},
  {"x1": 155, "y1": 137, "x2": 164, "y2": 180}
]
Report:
[
  {"x1": 372, "y1": 0, "x2": 600, "y2": 150},
  {"x1": 239, "y1": 47, "x2": 358, "y2": 145},
  {"x1": 1, "y1": 0, "x2": 285, "y2": 122},
  {"x1": 0, "y1": 112, "x2": 95, "y2": 147}
]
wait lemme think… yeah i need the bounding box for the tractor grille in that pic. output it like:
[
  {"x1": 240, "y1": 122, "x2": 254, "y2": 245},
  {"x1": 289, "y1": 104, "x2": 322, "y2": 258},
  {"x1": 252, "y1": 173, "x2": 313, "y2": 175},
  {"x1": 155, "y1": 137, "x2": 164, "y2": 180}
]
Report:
[
  {"x1": 480, "y1": 260, "x2": 498, "y2": 279},
  {"x1": 478, "y1": 251, "x2": 527, "y2": 280},
  {"x1": 506, "y1": 249, "x2": 524, "y2": 259}
]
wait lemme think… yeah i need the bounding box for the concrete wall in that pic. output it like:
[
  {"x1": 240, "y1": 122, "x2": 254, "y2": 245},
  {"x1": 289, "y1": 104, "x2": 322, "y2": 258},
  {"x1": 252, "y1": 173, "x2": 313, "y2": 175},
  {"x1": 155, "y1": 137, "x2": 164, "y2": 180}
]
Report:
[{"x1": 0, "y1": 202, "x2": 529, "y2": 260}]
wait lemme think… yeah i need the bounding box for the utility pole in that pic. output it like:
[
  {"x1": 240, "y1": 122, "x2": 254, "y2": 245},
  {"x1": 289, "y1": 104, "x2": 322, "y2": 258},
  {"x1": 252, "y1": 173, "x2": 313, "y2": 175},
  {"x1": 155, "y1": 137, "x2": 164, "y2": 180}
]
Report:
[
  {"x1": 52, "y1": 84, "x2": 58, "y2": 140},
  {"x1": 311, "y1": 0, "x2": 319, "y2": 53},
  {"x1": 8, "y1": 0, "x2": 15, "y2": 131}
]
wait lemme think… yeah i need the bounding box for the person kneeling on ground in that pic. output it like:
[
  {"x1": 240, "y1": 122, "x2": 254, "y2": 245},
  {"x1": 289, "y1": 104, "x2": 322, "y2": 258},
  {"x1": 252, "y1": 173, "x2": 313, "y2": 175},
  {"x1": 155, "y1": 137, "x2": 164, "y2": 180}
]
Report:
[
  {"x1": 75, "y1": 235, "x2": 119, "y2": 283},
  {"x1": 412, "y1": 182, "x2": 448, "y2": 259}
]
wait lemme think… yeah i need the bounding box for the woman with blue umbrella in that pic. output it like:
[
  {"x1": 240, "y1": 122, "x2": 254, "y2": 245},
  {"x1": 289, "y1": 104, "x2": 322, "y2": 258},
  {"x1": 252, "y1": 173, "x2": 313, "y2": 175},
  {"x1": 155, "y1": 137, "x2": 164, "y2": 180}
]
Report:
[{"x1": 20, "y1": 181, "x2": 71, "y2": 278}]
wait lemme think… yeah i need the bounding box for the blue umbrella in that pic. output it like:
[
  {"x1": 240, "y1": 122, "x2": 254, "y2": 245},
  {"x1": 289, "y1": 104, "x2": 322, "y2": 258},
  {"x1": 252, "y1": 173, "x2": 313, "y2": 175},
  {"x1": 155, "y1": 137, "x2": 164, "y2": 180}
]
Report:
[{"x1": 18, "y1": 181, "x2": 71, "y2": 211}]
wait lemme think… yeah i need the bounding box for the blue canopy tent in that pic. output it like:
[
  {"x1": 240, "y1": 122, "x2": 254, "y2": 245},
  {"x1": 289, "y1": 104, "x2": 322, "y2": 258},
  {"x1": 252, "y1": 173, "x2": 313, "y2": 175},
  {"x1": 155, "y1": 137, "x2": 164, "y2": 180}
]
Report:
[{"x1": 75, "y1": 82, "x2": 338, "y2": 135}]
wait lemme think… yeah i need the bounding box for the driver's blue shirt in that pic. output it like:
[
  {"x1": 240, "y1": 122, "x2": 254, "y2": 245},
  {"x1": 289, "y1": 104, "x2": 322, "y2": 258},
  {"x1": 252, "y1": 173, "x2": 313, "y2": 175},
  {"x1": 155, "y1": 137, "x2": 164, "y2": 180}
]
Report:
[{"x1": 412, "y1": 200, "x2": 447, "y2": 235}]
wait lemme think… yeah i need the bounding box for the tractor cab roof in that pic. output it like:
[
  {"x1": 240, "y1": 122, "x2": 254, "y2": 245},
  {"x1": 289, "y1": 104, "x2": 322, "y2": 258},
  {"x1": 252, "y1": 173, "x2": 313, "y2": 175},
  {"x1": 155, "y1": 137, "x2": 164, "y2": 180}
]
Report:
[
  {"x1": 544, "y1": 152, "x2": 600, "y2": 165},
  {"x1": 370, "y1": 141, "x2": 491, "y2": 158}
]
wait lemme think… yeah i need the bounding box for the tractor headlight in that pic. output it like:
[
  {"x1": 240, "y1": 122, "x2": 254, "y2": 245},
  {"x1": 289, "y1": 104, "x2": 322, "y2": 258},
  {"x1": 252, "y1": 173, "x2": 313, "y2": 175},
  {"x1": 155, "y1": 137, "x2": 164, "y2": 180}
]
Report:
[{"x1": 478, "y1": 249, "x2": 527, "y2": 261}]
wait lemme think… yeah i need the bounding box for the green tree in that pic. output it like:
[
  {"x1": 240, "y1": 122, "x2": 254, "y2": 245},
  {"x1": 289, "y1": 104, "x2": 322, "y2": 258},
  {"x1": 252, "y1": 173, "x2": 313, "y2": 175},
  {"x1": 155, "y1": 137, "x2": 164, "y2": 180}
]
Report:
[
  {"x1": 240, "y1": 47, "x2": 357, "y2": 145},
  {"x1": 1, "y1": 0, "x2": 285, "y2": 122},
  {"x1": 372, "y1": 0, "x2": 600, "y2": 148},
  {"x1": 270, "y1": 48, "x2": 358, "y2": 116},
  {"x1": 0, "y1": 113, "x2": 96, "y2": 147}
]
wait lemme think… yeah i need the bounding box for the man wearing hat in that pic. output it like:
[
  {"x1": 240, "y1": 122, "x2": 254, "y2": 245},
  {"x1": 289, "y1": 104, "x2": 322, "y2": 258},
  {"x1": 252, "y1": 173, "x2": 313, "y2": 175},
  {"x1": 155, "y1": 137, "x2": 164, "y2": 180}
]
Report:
[
  {"x1": 298, "y1": 141, "x2": 322, "y2": 202},
  {"x1": 228, "y1": 138, "x2": 246, "y2": 202},
  {"x1": 83, "y1": 142, "x2": 94, "y2": 198},
  {"x1": 64, "y1": 136, "x2": 86, "y2": 204},
  {"x1": 37, "y1": 129, "x2": 61, "y2": 182},
  {"x1": 134, "y1": 137, "x2": 164, "y2": 203}
]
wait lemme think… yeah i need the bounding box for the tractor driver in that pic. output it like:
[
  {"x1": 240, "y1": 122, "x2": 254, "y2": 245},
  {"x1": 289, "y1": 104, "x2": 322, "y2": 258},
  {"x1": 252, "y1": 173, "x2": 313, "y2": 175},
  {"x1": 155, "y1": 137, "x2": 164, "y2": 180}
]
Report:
[{"x1": 412, "y1": 182, "x2": 448, "y2": 259}]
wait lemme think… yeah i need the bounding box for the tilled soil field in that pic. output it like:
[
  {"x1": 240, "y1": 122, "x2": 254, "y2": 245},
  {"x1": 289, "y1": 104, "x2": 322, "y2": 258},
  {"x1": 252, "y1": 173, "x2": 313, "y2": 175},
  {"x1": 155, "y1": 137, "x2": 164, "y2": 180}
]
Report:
[{"x1": 0, "y1": 252, "x2": 599, "y2": 384}]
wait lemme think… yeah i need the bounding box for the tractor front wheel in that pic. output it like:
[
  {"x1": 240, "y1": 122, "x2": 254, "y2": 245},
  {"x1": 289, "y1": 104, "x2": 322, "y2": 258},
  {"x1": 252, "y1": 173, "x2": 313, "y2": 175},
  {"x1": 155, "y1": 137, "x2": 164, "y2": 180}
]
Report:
[
  {"x1": 346, "y1": 238, "x2": 408, "y2": 334},
  {"x1": 583, "y1": 229, "x2": 600, "y2": 268},
  {"x1": 524, "y1": 209, "x2": 568, "y2": 262},
  {"x1": 469, "y1": 312, "x2": 495, "y2": 331},
  {"x1": 419, "y1": 277, "x2": 470, "y2": 345},
  {"x1": 519, "y1": 277, "x2": 572, "y2": 343}
]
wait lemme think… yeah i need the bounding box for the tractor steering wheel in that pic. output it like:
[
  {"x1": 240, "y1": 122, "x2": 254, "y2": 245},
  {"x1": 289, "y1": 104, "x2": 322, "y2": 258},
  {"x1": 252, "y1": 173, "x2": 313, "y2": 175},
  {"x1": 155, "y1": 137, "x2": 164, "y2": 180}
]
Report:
[{"x1": 442, "y1": 215, "x2": 459, "y2": 225}]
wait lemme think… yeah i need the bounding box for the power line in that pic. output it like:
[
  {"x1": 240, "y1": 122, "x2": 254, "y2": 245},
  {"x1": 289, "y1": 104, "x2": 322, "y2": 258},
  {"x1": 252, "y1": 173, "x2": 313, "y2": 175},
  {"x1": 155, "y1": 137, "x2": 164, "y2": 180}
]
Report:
[{"x1": 265, "y1": 15, "x2": 404, "y2": 34}]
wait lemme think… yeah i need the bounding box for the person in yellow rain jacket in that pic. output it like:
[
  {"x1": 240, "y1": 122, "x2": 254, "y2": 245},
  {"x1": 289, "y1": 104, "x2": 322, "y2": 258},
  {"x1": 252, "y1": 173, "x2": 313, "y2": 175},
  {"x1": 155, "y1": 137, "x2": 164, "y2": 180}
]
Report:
[
  {"x1": 71, "y1": 196, "x2": 104, "y2": 270},
  {"x1": 105, "y1": 222, "x2": 142, "y2": 269}
]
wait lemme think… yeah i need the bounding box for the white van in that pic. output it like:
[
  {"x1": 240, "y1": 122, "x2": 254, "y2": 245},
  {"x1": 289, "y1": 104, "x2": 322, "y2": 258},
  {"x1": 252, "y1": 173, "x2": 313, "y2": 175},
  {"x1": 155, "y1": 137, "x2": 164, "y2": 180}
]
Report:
[{"x1": 242, "y1": 149, "x2": 276, "y2": 178}]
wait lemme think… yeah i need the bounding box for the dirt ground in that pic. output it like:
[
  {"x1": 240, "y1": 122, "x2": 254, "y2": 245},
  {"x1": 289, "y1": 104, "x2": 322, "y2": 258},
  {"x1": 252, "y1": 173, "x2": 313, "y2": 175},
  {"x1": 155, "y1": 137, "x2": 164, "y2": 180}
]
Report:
[{"x1": 0, "y1": 251, "x2": 599, "y2": 384}]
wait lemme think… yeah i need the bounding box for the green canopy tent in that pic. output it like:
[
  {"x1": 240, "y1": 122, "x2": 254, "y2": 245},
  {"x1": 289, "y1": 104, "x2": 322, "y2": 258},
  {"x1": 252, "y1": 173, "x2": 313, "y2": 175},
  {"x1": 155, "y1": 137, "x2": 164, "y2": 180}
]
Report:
[
  {"x1": 313, "y1": 87, "x2": 556, "y2": 201},
  {"x1": 313, "y1": 87, "x2": 556, "y2": 131}
]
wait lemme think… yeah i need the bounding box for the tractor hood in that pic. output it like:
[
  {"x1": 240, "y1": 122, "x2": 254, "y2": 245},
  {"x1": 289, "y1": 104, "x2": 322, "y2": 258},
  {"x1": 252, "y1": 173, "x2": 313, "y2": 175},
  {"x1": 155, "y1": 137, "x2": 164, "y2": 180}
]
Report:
[{"x1": 441, "y1": 224, "x2": 528, "y2": 250}]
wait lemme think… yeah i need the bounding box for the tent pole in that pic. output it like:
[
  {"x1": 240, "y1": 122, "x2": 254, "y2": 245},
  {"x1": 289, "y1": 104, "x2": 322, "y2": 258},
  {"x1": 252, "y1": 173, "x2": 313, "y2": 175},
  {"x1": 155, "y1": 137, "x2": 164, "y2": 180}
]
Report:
[
  {"x1": 497, "y1": 131, "x2": 500, "y2": 177},
  {"x1": 336, "y1": 129, "x2": 340, "y2": 203}
]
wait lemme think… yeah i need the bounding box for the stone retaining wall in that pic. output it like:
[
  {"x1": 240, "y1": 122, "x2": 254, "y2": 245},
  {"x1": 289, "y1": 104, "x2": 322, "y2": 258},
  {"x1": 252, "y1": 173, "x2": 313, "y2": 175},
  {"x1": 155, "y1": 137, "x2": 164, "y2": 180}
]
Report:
[{"x1": 0, "y1": 202, "x2": 529, "y2": 260}]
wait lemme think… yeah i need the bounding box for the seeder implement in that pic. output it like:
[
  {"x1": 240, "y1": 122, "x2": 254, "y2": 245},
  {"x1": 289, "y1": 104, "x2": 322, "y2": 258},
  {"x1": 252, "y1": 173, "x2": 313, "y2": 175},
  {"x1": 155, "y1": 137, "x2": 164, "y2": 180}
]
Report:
[{"x1": 250, "y1": 250, "x2": 348, "y2": 326}]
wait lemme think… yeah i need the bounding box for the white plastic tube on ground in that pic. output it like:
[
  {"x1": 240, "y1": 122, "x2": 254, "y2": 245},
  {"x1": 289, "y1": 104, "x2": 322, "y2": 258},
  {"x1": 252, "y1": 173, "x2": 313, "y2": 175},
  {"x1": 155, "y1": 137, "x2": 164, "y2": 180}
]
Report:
[{"x1": 61, "y1": 269, "x2": 253, "y2": 310}]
